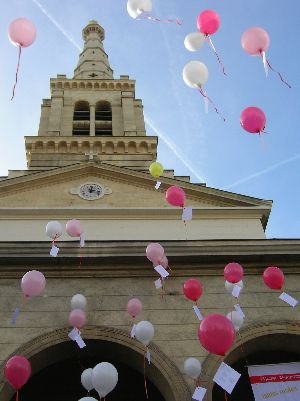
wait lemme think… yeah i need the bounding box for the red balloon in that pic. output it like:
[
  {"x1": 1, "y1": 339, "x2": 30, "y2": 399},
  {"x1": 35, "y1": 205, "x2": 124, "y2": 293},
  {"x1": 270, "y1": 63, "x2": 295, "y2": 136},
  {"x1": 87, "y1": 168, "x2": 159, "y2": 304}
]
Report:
[
  {"x1": 197, "y1": 10, "x2": 220, "y2": 36},
  {"x1": 198, "y1": 314, "x2": 235, "y2": 356},
  {"x1": 263, "y1": 266, "x2": 284, "y2": 290},
  {"x1": 183, "y1": 279, "x2": 203, "y2": 302},
  {"x1": 224, "y1": 262, "x2": 244, "y2": 284},
  {"x1": 240, "y1": 107, "x2": 266, "y2": 134},
  {"x1": 4, "y1": 355, "x2": 31, "y2": 390},
  {"x1": 165, "y1": 186, "x2": 185, "y2": 207}
]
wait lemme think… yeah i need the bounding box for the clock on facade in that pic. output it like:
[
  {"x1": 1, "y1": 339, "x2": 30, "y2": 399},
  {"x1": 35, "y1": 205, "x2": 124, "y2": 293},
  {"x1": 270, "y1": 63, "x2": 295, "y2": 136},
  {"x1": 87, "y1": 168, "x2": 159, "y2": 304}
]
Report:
[{"x1": 78, "y1": 183, "x2": 103, "y2": 200}]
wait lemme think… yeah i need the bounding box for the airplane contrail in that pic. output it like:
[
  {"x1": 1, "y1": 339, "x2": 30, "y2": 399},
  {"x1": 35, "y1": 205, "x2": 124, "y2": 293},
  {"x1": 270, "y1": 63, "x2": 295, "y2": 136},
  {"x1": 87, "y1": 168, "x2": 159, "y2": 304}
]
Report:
[
  {"x1": 224, "y1": 152, "x2": 300, "y2": 189},
  {"x1": 145, "y1": 115, "x2": 206, "y2": 182},
  {"x1": 31, "y1": 0, "x2": 82, "y2": 51}
]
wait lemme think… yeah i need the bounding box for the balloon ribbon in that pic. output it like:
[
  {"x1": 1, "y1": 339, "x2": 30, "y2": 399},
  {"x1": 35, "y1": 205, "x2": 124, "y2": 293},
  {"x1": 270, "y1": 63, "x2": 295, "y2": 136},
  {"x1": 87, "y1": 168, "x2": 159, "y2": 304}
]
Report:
[
  {"x1": 207, "y1": 35, "x2": 227, "y2": 75},
  {"x1": 138, "y1": 11, "x2": 182, "y2": 25},
  {"x1": 198, "y1": 87, "x2": 226, "y2": 122},
  {"x1": 144, "y1": 351, "x2": 149, "y2": 399},
  {"x1": 11, "y1": 46, "x2": 22, "y2": 100},
  {"x1": 260, "y1": 52, "x2": 291, "y2": 88}
]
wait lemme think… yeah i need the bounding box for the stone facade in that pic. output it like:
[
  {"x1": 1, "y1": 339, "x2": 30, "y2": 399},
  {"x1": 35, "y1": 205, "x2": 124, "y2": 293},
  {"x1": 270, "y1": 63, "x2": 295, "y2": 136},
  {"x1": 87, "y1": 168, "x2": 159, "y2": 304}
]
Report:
[{"x1": 0, "y1": 21, "x2": 299, "y2": 401}]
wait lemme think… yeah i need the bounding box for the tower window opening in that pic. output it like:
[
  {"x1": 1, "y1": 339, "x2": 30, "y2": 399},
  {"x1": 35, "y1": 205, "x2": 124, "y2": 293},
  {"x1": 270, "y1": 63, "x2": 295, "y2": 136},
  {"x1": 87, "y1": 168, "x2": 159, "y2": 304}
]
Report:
[
  {"x1": 95, "y1": 101, "x2": 112, "y2": 135},
  {"x1": 73, "y1": 101, "x2": 90, "y2": 135}
]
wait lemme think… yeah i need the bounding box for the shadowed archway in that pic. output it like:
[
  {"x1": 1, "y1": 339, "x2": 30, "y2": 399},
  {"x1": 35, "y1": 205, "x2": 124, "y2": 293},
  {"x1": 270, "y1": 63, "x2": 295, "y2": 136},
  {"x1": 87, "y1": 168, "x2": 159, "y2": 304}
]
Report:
[
  {"x1": 199, "y1": 320, "x2": 300, "y2": 401},
  {"x1": 0, "y1": 326, "x2": 191, "y2": 401}
]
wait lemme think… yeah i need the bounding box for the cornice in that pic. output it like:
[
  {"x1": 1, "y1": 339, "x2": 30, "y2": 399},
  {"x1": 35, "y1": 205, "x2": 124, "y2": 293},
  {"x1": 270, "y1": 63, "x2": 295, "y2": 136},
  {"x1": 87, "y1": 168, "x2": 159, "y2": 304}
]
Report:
[
  {"x1": 0, "y1": 160, "x2": 272, "y2": 210},
  {"x1": 0, "y1": 239, "x2": 299, "y2": 277},
  {"x1": 0, "y1": 206, "x2": 271, "y2": 220}
]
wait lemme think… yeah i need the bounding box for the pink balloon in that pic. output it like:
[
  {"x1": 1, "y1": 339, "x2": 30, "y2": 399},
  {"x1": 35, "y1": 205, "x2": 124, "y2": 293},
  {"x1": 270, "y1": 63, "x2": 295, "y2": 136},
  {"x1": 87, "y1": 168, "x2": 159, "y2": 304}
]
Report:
[
  {"x1": 66, "y1": 219, "x2": 84, "y2": 237},
  {"x1": 197, "y1": 10, "x2": 220, "y2": 36},
  {"x1": 198, "y1": 314, "x2": 235, "y2": 356},
  {"x1": 183, "y1": 279, "x2": 203, "y2": 302},
  {"x1": 69, "y1": 309, "x2": 86, "y2": 328},
  {"x1": 4, "y1": 355, "x2": 31, "y2": 390},
  {"x1": 240, "y1": 107, "x2": 266, "y2": 134},
  {"x1": 241, "y1": 27, "x2": 270, "y2": 56},
  {"x1": 21, "y1": 270, "x2": 46, "y2": 298},
  {"x1": 263, "y1": 266, "x2": 284, "y2": 290},
  {"x1": 146, "y1": 243, "x2": 165, "y2": 264},
  {"x1": 165, "y1": 186, "x2": 185, "y2": 207},
  {"x1": 154, "y1": 255, "x2": 168, "y2": 269},
  {"x1": 224, "y1": 262, "x2": 244, "y2": 284},
  {"x1": 8, "y1": 18, "x2": 36, "y2": 48},
  {"x1": 127, "y1": 298, "x2": 143, "y2": 318}
]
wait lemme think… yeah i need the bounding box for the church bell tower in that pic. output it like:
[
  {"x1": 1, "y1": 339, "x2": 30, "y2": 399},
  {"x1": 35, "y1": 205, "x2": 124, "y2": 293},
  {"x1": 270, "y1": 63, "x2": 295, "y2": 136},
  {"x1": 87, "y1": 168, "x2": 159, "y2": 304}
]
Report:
[{"x1": 25, "y1": 20, "x2": 157, "y2": 172}]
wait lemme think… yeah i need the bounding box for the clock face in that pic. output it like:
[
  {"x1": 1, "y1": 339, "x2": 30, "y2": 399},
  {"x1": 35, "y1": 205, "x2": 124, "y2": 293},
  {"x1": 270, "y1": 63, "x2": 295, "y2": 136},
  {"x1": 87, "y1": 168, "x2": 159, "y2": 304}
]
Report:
[{"x1": 79, "y1": 183, "x2": 103, "y2": 200}]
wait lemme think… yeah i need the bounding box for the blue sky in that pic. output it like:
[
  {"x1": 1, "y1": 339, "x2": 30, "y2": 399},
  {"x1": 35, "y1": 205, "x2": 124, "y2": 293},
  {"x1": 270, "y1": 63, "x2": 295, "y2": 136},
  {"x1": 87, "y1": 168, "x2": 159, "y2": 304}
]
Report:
[{"x1": 0, "y1": 0, "x2": 299, "y2": 238}]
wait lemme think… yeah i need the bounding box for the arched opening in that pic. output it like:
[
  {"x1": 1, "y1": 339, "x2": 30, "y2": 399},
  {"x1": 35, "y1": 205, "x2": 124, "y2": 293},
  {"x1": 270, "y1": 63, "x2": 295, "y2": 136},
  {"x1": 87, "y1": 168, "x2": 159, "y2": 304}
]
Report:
[
  {"x1": 201, "y1": 321, "x2": 300, "y2": 401},
  {"x1": 12, "y1": 340, "x2": 165, "y2": 401},
  {"x1": 73, "y1": 101, "x2": 90, "y2": 136},
  {"x1": 0, "y1": 327, "x2": 190, "y2": 401},
  {"x1": 95, "y1": 101, "x2": 112, "y2": 136}
]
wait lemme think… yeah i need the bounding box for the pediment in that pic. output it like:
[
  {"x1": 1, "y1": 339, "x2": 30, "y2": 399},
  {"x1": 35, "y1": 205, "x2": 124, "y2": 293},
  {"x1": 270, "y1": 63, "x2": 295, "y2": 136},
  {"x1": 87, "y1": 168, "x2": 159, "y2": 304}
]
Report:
[{"x1": 0, "y1": 162, "x2": 272, "y2": 213}]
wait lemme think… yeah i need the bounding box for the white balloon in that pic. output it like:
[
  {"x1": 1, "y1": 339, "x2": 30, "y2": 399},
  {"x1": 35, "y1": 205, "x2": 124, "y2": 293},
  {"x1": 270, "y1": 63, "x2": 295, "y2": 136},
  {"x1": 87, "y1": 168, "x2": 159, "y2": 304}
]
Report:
[
  {"x1": 81, "y1": 368, "x2": 93, "y2": 392},
  {"x1": 183, "y1": 61, "x2": 208, "y2": 89},
  {"x1": 46, "y1": 221, "x2": 62, "y2": 240},
  {"x1": 225, "y1": 280, "x2": 243, "y2": 295},
  {"x1": 127, "y1": 0, "x2": 152, "y2": 19},
  {"x1": 135, "y1": 320, "x2": 154, "y2": 346},
  {"x1": 79, "y1": 397, "x2": 97, "y2": 401},
  {"x1": 184, "y1": 32, "x2": 206, "y2": 52},
  {"x1": 183, "y1": 357, "x2": 202, "y2": 379},
  {"x1": 226, "y1": 311, "x2": 244, "y2": 331},
  {"x1": 92, "y1": 362, "x2": 118, "y2": 398},
  {"x1": 71, "y1": 294, "x2": 87, "y2": 310}
]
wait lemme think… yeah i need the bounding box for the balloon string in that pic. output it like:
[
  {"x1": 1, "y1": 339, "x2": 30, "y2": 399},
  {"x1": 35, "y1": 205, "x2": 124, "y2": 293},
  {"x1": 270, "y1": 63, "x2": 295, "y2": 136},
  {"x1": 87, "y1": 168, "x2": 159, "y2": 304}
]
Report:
[
  {"x1": 198, "y1": 87, "x2": 226, "y2": 122},
  {"x1": 207, "y1": 35, "x2": 227, "y2": 75},
  {"x1": 138, "y1": 11, "x2": 182, "y2": 25},
  {"x1": 224, "y1": 390, "x2": 228, "y2": 401},
  {"x1": 160, "y1": 278, "x2": 165, "y2": 300},
  {"x1": 260, "y1": 54, "x2": 291, "y2": 88},
  {"x1": 11, "y1": 46, "x2": 22, "y2": 100},
  {"x1": 144, "y1": 352, "x2": 149, "y2": 399},
  {"x1": 237, "y1": 330, "x2": 249, "y2": 365},
  {"x1": 16, "y1": 390, "x2": 19, "y2": 401}
]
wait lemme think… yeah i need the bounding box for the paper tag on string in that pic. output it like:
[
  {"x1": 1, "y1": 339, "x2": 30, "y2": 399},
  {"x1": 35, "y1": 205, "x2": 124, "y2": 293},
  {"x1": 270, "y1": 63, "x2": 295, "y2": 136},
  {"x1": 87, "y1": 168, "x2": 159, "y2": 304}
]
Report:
[
  {"x1": 154, "y1": 265, "x2": 169, "y2": 278},
  {"x1": 279, "y1": 292, "x2": 298, "y2": 307},
  {"x1": 75, "y1": 334, "x2": 86, "y2": 349},
  {"x1": 50, "y1": 245, "x2": 59, "y2": 257},
  {"x1": 131, "y1": 324, "x2": 137, "y2": 338},
  {"x1": 262, "y1": 51, "x2": 268, "y2": 76},
  {"x1": 182, "y1": 206, "x2": 193, "y2": 221},
  {"x1": 213, "y1": 362, "x2": 241, "y2": 394},
  {"x1": 68, "y1": 327, "x2": 80, "y2": 341},
  {"x1": 193, "y1": 305, "x2": 203, "y2": 321},
  {"x1": 79, "y1": 235, "x2": 85, "y2": 247},
  {"x1": 232, "y1": 285, "x2": 242, "y2": 298},
  {"x1": 192, "y1": 386, "x2": 207, "y2": 401},
  {"x1": 155, "y1": 181, "x2": 161, "y2": 190},
  {"x1": 146, "y1": 349, "x2": 151, "y2": 364},
  {"x1": 154, "y1": 278, "x2": 163, "y2": 289},
  {"x1": 11, "y1": 307, "x2": 20, "y2": 326},
  {"x1": 234, "y1": 304, "x2": 245, "y2": 318}
]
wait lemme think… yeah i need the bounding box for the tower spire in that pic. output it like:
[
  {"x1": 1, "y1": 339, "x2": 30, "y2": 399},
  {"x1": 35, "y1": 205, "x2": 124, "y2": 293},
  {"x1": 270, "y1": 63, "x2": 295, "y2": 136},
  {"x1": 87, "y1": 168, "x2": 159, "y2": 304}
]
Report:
[{"x1": 73, "y1": 20, "x2": 113, "y2": 79}]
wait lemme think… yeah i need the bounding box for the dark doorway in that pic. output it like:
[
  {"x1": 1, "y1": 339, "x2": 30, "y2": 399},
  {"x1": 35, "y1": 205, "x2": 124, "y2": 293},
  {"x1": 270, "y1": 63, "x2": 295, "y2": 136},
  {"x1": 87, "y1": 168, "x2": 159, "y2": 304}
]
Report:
[
  {"x1": 212, "y1": 333, "x2": 300, "y2": 401},
  {"x1": 13, "y1": 339, "x2": 165, "y2": 401}
]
